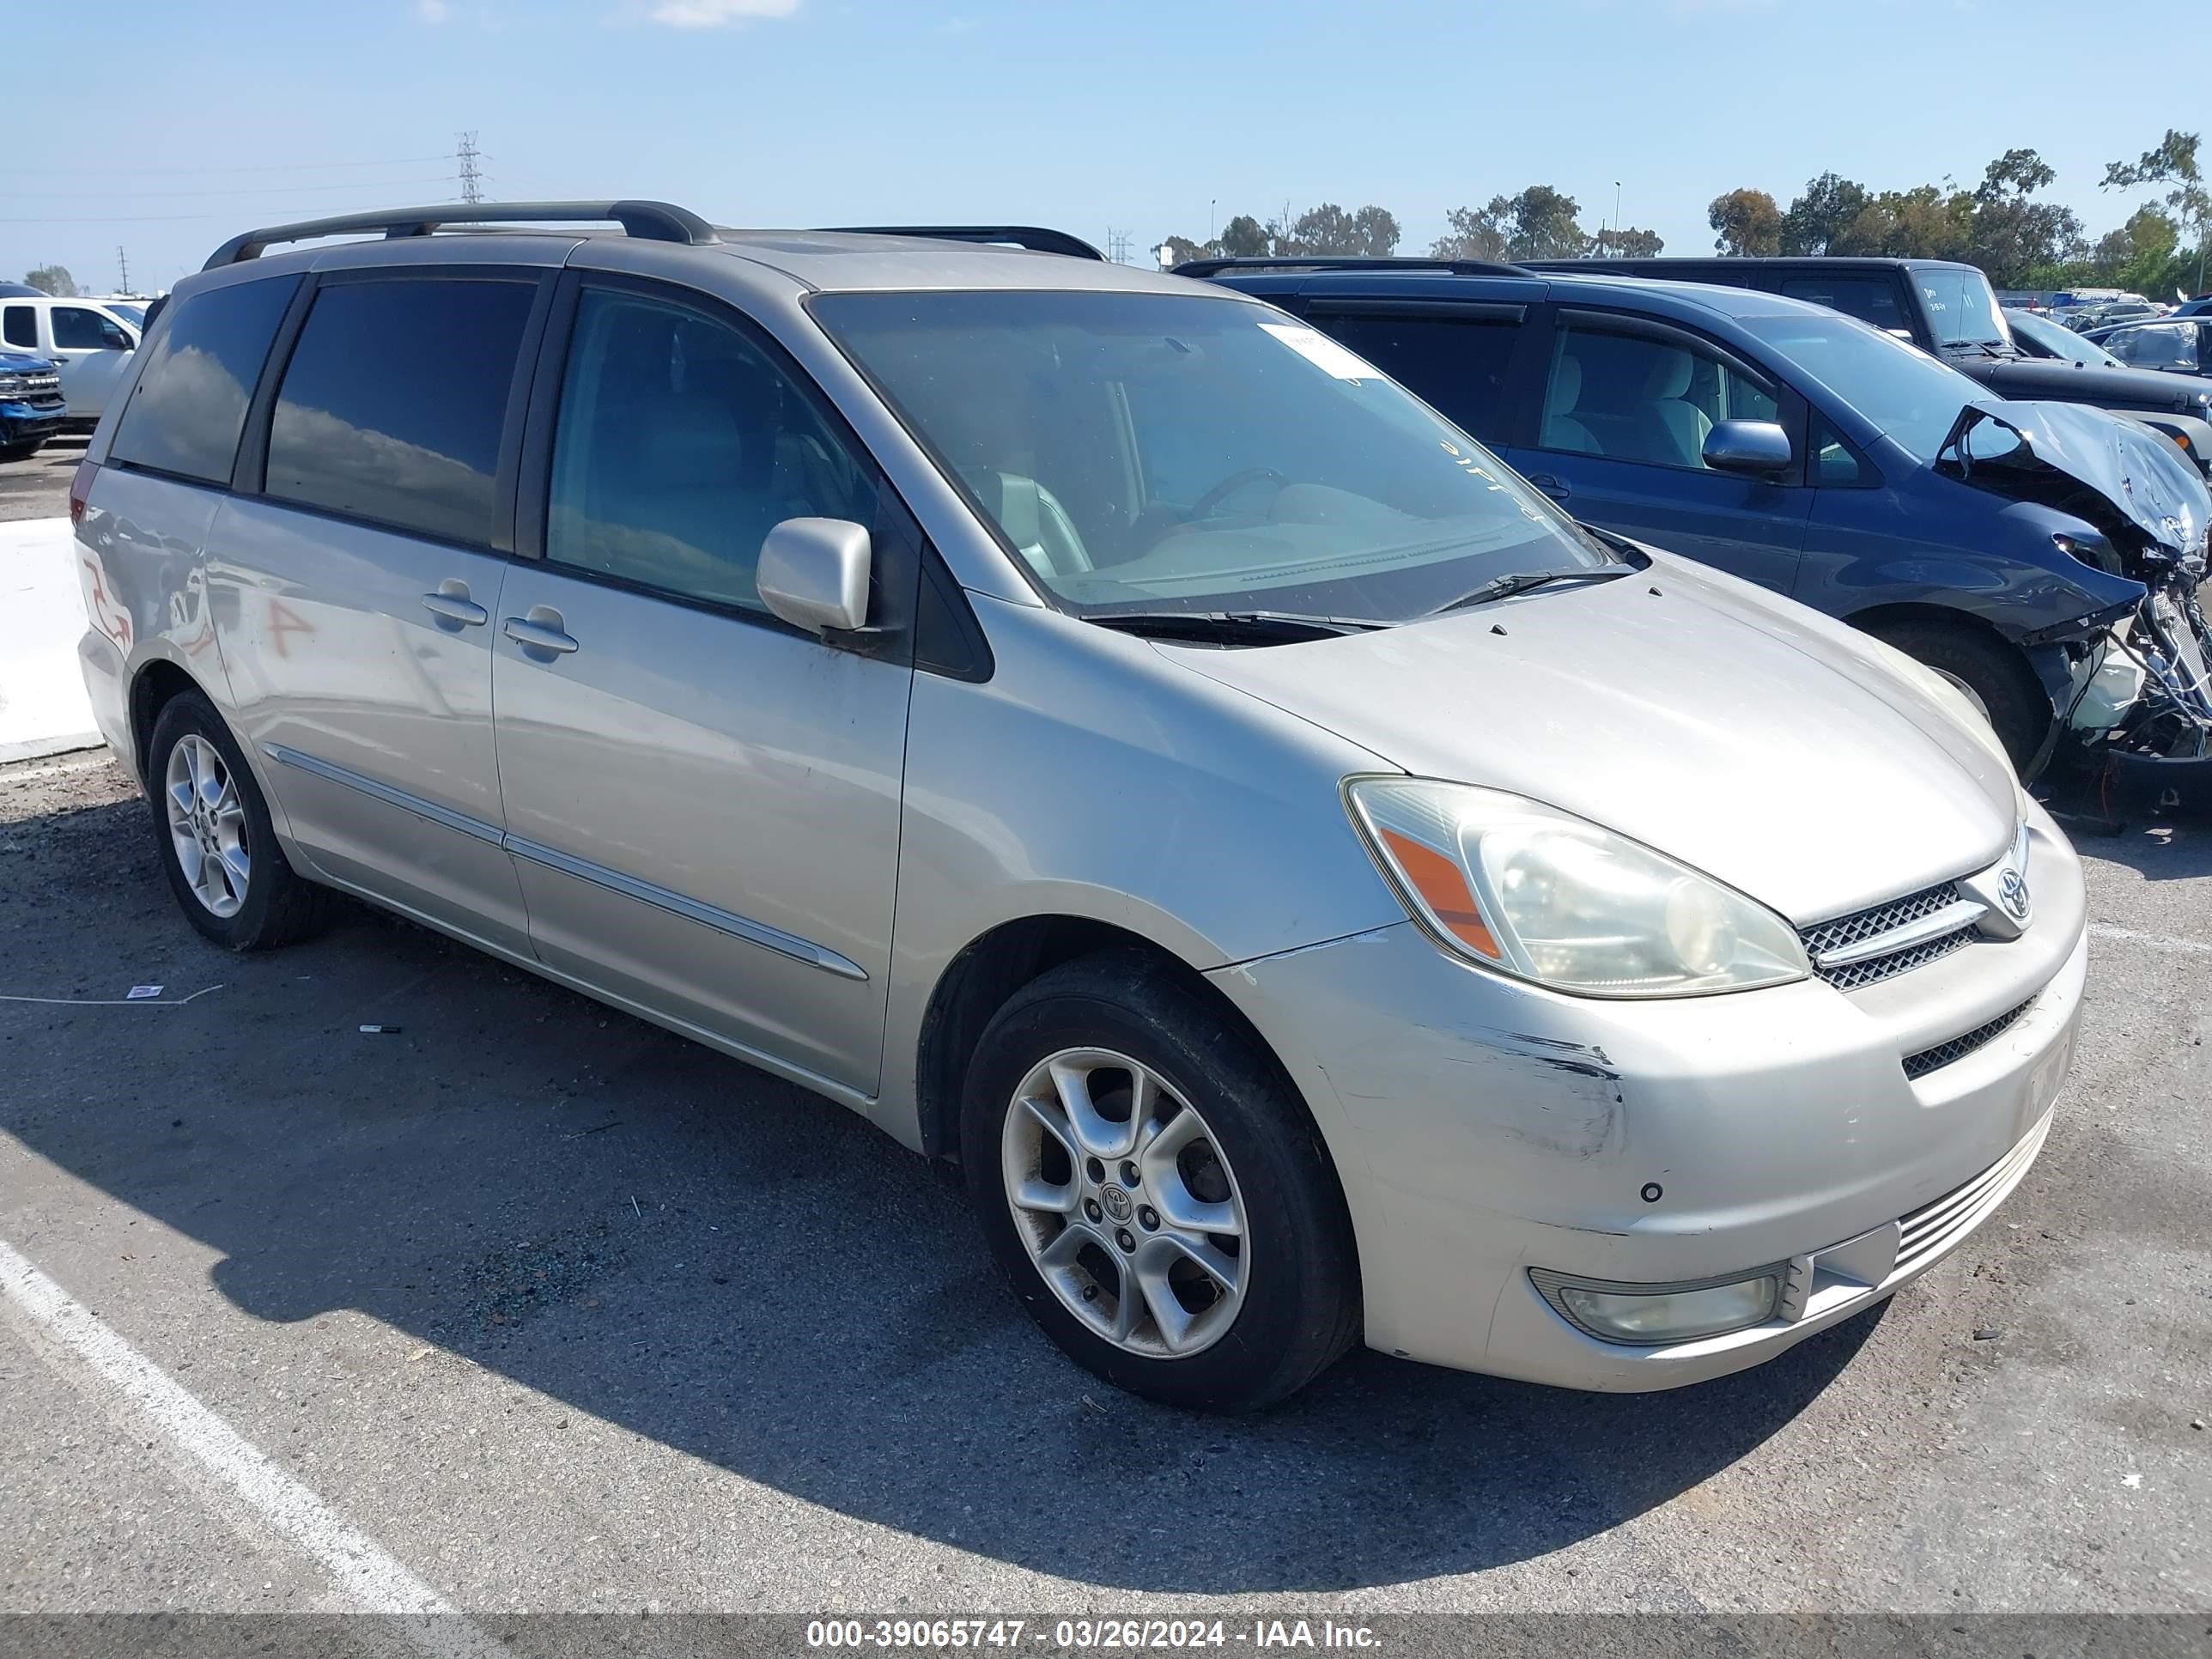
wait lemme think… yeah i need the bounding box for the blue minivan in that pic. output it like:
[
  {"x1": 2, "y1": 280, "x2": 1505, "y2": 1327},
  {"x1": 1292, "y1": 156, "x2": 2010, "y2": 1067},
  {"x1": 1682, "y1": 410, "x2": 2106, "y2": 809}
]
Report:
[{"x1": 1193, "y1": 260, "x2": 2212, "y2": 777}]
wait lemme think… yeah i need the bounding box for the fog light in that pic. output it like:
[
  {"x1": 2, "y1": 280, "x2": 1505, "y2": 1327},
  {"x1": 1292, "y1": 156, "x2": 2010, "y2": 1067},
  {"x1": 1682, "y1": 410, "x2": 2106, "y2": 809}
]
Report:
[{"x1": 1531, "y1": 1267, "x2": 1781, "y2": 1345}]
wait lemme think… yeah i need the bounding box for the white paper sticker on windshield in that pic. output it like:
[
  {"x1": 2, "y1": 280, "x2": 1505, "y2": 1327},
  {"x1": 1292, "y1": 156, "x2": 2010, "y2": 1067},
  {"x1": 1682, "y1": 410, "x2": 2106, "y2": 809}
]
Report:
[{"x1": 1259, "y1": 322, "x2": 1383, "y2": 381}]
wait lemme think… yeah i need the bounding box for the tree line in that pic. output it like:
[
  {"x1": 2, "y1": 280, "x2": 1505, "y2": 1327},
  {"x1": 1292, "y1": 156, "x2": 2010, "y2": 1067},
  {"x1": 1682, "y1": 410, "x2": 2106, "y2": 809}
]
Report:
[
  {"x1": 1706, "y1": 131, "x2": 2209, "y2": 295},
  {"x1": 1161, "y1": 188, "x2": 1663, "y2": 266},
  {"x1": 1159, "y1": 130, "x2": 2208, "y2": 295}
]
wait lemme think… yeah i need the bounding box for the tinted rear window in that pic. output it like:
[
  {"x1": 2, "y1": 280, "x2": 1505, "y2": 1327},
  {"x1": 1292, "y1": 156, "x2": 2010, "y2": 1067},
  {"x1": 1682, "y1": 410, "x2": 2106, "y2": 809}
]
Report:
[
  {"x1": 110, "y1": 276, "x2": 299, "y2": 485},
  {"x1": 1770, "y1": 274, "x2": 1908, "y2": 334},
  {"x1": 1309, "y1": 313, "x2": 1519, "y2": 439},
  {"x1": 265, "y1": 277, "x2": 535, "y2": 545}
]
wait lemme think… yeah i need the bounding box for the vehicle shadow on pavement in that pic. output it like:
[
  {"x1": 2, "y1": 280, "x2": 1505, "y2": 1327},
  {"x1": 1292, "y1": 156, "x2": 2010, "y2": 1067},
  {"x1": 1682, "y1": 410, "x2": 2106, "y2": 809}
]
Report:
[{"x1": 0, "y1": 772, "x2": 1878, "y2": 1594}]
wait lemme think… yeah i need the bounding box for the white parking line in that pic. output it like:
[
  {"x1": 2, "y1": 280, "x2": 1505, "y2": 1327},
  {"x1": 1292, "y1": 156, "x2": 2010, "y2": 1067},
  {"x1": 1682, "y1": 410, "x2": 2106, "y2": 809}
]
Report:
[
  {"x1": 0, "y1": 1236, "x2": 504, "y2": 1656},
  {"x1": 2091, "y1": 923, "x2": 2212, "y2": 957}
]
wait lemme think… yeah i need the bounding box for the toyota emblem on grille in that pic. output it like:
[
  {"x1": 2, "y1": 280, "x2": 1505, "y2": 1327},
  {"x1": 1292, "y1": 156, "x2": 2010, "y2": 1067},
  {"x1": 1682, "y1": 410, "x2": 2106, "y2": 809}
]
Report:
[{"x1": 1998, "y1": 867, "x2": 2031, "y2": 923}]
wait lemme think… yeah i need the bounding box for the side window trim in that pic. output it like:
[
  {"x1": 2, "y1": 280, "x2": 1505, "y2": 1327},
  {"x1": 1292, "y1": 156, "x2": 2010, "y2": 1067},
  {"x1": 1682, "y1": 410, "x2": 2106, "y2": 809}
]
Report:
[
  {"x1": 234, "y1": 265, "x2": 554, "y2": 555},
  {"x1": 514, "y1": 268, "x2": 938, "y2": 669}
]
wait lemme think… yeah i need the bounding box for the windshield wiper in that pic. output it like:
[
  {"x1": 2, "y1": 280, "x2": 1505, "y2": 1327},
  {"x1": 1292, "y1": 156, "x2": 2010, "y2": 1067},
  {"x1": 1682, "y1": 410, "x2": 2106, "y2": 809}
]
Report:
[
  {"x1": 1087, "y1": 609, "x2": 1390, "y2": 643},
  {"x1": 1431, "y1": 565, "x2": 1634, "y2": 615}
]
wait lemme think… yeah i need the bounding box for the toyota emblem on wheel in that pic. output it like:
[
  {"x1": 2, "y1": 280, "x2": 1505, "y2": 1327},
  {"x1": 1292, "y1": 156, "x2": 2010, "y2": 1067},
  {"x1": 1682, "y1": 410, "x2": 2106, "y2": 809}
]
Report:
[
  {"x1": 1999, "y1": 867, "x2": 2032, "y2": 923},
  {"x1": 1100, "y1": 1184, "x2": 1134, "y2": 1224}
]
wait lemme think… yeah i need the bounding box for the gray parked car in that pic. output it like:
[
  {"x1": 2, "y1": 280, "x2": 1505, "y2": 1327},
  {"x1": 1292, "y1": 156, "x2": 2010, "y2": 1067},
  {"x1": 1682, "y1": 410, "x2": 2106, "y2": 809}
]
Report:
[{"x1": 73, "y1": 203, "x2": 2085, "y2": 1410}]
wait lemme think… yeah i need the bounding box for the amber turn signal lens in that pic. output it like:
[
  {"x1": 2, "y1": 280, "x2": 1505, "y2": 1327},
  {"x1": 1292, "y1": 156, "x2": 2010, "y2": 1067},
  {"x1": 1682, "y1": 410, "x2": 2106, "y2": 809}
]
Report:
[{"x1": 1378, "y1": 827, "x2": 1502, "y2": 961}]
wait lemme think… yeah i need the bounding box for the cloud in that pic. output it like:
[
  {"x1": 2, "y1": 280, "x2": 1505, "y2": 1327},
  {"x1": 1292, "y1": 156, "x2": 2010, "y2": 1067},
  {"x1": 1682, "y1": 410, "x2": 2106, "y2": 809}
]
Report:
[
  {"x1": 414, "y1": 0, "x2": 450, "y2": 20},
  {"x1": 647, "y1": 0, "x2": 799, "y2": 25}
]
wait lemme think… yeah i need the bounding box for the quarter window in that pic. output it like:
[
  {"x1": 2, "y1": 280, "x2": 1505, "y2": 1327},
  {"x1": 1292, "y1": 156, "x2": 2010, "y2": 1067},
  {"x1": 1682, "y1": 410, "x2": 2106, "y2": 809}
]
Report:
[
  {"x1": 2, "y1": 306, "x2": 33, "y2": 349},
  {"x1": 110, "y1": 275, "x2": 300, "y2": 485},
  {"x1": 1539, "y1": 324, "x2": 1780, "y2": 471},
  {"x1": 545, "y1": 288, "x2": 873, "y2": 611},
  {"x1": 265, "y1": 277, "x2": 535, "y2": 545},
  {"x1": 1308, "y1": 313, "x2": 1519, "y2": 439}
]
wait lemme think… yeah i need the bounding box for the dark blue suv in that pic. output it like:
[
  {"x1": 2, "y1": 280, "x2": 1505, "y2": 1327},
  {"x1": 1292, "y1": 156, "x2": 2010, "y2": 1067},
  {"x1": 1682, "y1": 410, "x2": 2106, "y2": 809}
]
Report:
[{"x1": 1191, "y1": 258, "x2": 2212, "y2": 776}]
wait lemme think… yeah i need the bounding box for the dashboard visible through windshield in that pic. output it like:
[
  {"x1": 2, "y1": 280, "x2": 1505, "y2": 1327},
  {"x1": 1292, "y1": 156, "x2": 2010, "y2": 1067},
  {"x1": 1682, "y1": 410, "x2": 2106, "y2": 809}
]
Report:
[{"x1": 813, "y1": 289, "x2": 1613, "y2": 623}]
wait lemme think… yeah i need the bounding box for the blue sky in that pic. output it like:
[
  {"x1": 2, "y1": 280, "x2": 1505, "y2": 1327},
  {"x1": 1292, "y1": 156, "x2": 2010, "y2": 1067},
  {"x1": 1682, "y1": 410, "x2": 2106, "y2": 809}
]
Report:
[{"x1": 7, "y1": 0, "x2": 2197, "y2": 293}]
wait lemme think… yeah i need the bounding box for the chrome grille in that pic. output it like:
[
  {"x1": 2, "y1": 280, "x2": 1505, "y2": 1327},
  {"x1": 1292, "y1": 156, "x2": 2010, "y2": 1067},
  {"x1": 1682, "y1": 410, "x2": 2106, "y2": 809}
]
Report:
[
  {"x1": 1802, "y1": 880, "x2": 1979, "y2": 990},
  {"x1": 1902, "y1": 997, "x2": 2036, "y2": 1080}
]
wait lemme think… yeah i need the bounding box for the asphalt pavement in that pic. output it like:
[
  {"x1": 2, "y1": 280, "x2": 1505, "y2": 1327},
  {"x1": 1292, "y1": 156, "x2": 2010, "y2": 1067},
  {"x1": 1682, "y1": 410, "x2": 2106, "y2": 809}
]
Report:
[
  {"x1": 0, "y1": 434, "x2": 80, "y2": 524},
  {"x1": 0, "y1": 744, "x2": 2206, "y2": 1630}
]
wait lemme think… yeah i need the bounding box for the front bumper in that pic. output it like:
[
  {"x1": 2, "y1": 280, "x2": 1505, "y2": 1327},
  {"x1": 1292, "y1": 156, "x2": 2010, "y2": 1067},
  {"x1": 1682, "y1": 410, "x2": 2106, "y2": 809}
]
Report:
[
  {"x1": 1, "y1": 399, "x2": 65, "y2": 443},
  {"x1": 1208, "y1": 801, "x2": 2087, "y2": 1391}
]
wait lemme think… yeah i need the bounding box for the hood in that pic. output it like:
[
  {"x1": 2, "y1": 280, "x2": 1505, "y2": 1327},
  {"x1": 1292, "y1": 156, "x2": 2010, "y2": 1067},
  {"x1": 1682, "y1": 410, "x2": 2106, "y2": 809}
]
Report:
[
  {"x1": 0, "y1": 349, "x2": 54, "y2": 374},
  {"x1": 1167, "y1": 559, "x2": 2017, "y2": 926},
  {"x1": 1961, "y1": 356, "x2": 2212, "y2": 417},
  {"x1": 1942, "y1": 398, "x2": 2211, "y2": 562}
]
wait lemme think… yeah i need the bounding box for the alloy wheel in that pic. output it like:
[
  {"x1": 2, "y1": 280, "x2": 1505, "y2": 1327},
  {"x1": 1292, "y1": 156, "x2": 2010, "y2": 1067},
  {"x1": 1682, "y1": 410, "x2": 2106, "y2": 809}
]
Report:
[
  {"x1": 164, "y1": 734, "x2": 249, "y2": 920},
  {"x1": 1000, "y1": 1048, "x2": 1249, "y2": 1358}
]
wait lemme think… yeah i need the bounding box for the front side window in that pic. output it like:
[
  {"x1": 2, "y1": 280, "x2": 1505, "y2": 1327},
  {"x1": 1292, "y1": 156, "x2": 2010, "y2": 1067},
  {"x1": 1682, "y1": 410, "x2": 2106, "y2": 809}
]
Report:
[
  {"x1": 266, "y1": 277, "x2": 535, "y2": 544},
  {"x1": 1771, "y1": 275, "x2": 1909, "y2": 334},
  {"x1": 1308, "y1": 313, "x2": 1520, "y2": 440},
  {"x1": 1737, "y1": 313, "x2": 1981, "y2": 464},
  {"x1": 110, "y1": 275, "x2": 300, "y2": 485},
  {"x1": 52, "y1": 306, "x2": 131, "y2": 351},
  {"x1": 2, "y1": 306, "x2": 33, "y2": 349},
  {"x1": 546, "y1": 289, "x2": 874, "y2": 612},
  {"x1": 814, "y1": 290, "x2": 1598, "y2": 621},
  {"x1": 2104, "y1": 323, "x2": 2200, "y2": 372},
  {"x1": 1539, "y1": 324, "x2": 1778, "y2": 471}
]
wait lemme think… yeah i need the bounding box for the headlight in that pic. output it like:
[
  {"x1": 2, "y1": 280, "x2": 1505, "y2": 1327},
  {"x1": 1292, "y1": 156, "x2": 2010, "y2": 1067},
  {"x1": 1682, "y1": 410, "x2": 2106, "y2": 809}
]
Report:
[
  {"x1": 1344, "y1": 778, "x2": 1810, "y2": 997},
  {"x1": 0, "y1": 374, "x2": 27, "y2": 397}
]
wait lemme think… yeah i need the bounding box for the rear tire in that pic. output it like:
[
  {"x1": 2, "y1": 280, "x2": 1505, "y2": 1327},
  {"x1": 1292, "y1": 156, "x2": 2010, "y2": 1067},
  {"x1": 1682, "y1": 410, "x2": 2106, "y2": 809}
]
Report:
[
  {"x1": 962, "y1": 947, "x2": 1360, "y2": 1412},
  {"x1": 147, "y1": 690, "x2": 330, "y2": 951},
  {"x1": 1861, "y1": 619, "x2": 2048, "y2": 772}
]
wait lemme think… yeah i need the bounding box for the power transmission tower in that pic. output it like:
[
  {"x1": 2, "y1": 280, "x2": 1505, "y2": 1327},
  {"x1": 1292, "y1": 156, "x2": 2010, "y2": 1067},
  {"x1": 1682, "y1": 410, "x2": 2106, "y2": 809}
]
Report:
[
  {"x1": 116, "y1": 246, "x2": 131, "y2": 294},
  {"x1": 457, "y1": 131, "x2": 485, "y2": 205}
]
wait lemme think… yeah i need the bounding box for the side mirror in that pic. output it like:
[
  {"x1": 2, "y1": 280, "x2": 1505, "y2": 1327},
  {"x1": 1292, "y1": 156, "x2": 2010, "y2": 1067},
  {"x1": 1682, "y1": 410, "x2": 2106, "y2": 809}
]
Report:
[
  {"x1": 757, "y1": 517, "x2": 871, "y2": 634},
  {"x1": 1703, "y1": 419, "x2": 1794, "y2": 477}
]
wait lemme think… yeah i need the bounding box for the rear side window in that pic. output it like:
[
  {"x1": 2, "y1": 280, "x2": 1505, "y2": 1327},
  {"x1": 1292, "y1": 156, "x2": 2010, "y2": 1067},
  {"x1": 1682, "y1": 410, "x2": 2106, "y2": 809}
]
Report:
[
  {"x1": 111, "y1": 276, "x2": 299, "y2": 485},
  {"x1": 1771, "y1": 275, "x2": 1909, "y2": 335},
  {"x1": 2, "y1": 306, "x2": 33, "y2": 349},
  {"x1": 1309, "y1": 313, "x2": 1519, "y2": 439},
  {"x1": 266, "y1": 277, "x2": 535, "y2": 545}
]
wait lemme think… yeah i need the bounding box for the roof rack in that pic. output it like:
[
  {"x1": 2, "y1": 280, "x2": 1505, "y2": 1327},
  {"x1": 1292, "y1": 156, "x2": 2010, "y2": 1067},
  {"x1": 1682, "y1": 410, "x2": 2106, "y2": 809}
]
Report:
[
  {"x1": 1173, "y1": 255, "x2": 1529, "y2": 279},
  {"x1": 823, "y1": 225, "x2": 1106, "y2": 261},
  {"x1": 204, "y1": 200, "x2": 719, "y2": 270}
]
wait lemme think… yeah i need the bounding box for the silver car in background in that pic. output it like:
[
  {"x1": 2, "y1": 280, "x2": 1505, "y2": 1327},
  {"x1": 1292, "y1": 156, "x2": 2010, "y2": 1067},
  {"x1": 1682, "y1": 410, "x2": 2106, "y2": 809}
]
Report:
[{"x1": 72, "y1": 204, "x2": 2085, "y2": 1410}]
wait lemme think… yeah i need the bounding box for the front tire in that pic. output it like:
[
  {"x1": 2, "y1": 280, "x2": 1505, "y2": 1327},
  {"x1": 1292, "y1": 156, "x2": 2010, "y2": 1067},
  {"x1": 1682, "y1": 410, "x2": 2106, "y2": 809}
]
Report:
[
  {"x1": 962, "y1": 949, "x2": 1360, "y2": 1411},
  {"x1": 147, "y1": 690, "x2": 329, "y2": 951},
  {"x1": 1863, "y1": 619, "x2": 2049, "y2": 772},
  {"x1": 0, "y1": 439, "x2": 43, "y2": 462}
]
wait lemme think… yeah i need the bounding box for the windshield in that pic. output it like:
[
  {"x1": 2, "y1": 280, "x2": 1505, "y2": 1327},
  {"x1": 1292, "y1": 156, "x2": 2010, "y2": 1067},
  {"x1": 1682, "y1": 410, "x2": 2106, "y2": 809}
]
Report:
[
  {"x1": 1740, "y1": 312, "x2": 1984, "y2": 462},
  {"x1": 813, "y1": 290, "x2": 1606, "y2": 620},
  {"x1": 2004, "y1": 309, "x2": 2124, "y2": 367},
  {"x1": 1918, "y1": 267, "x2": 2011, "y2": 349},
  {"x1": 2103, "y1": 322, "x2": 2201, "y2": 372}
]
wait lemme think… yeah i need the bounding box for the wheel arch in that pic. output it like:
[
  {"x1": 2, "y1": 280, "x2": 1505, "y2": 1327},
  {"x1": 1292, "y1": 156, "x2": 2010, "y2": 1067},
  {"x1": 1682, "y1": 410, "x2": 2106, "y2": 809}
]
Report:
[
  {"x1": 912, "y1": 915, "x2": 1305, "y2": 1166},
  {"x1": 128, "y1": 657, "x2": 210, "y2": 789}
]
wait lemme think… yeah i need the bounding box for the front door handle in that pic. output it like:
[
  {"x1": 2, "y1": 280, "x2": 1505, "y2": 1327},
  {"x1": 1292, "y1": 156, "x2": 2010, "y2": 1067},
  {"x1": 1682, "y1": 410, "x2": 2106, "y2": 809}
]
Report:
[
  {"x1": 1526, "y1": 472, "x2": 1571, "y2": 502},
  {"x1": 422, "y1": 589, "x2": 488, "y2": 626},
  {"x1": 503, "y1": 613, "x2": 579, "y2": 655}
]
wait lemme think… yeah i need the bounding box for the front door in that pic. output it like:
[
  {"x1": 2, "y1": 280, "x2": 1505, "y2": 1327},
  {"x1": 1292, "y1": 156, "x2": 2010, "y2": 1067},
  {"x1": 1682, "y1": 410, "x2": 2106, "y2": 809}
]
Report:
[
  {"x1": 209, "y1": 269, "x2": 546, "y2": 955},
  {"x1": 46, "y1": 303, "x2": 138, "y2": 421},
  {"x1": 1499, "y1": 311, "x2": 1814, "y2": 592},
  {"x1": 491, "y1": 278, "x2": 913, "y2": 1096}
]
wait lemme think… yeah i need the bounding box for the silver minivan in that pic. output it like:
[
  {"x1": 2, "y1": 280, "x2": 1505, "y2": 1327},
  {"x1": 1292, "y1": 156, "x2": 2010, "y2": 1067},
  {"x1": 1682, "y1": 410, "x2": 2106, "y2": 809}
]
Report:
[{"x1": 73, "y1": 204, "x2": 2086, "y2": 1411}]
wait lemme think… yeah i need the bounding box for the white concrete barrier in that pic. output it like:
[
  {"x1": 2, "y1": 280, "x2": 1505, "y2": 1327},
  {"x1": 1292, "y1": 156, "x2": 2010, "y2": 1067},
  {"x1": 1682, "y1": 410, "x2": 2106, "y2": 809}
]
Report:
[{"x1": 0, "y1": 516, "x2": 101, "y2": 762}]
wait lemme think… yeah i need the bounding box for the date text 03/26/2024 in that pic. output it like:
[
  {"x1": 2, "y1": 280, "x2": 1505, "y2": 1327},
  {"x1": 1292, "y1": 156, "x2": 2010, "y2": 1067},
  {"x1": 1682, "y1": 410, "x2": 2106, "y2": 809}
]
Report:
[{"x1": 805, "y1": 1619, "x2": 1382, "y2": 1650}]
